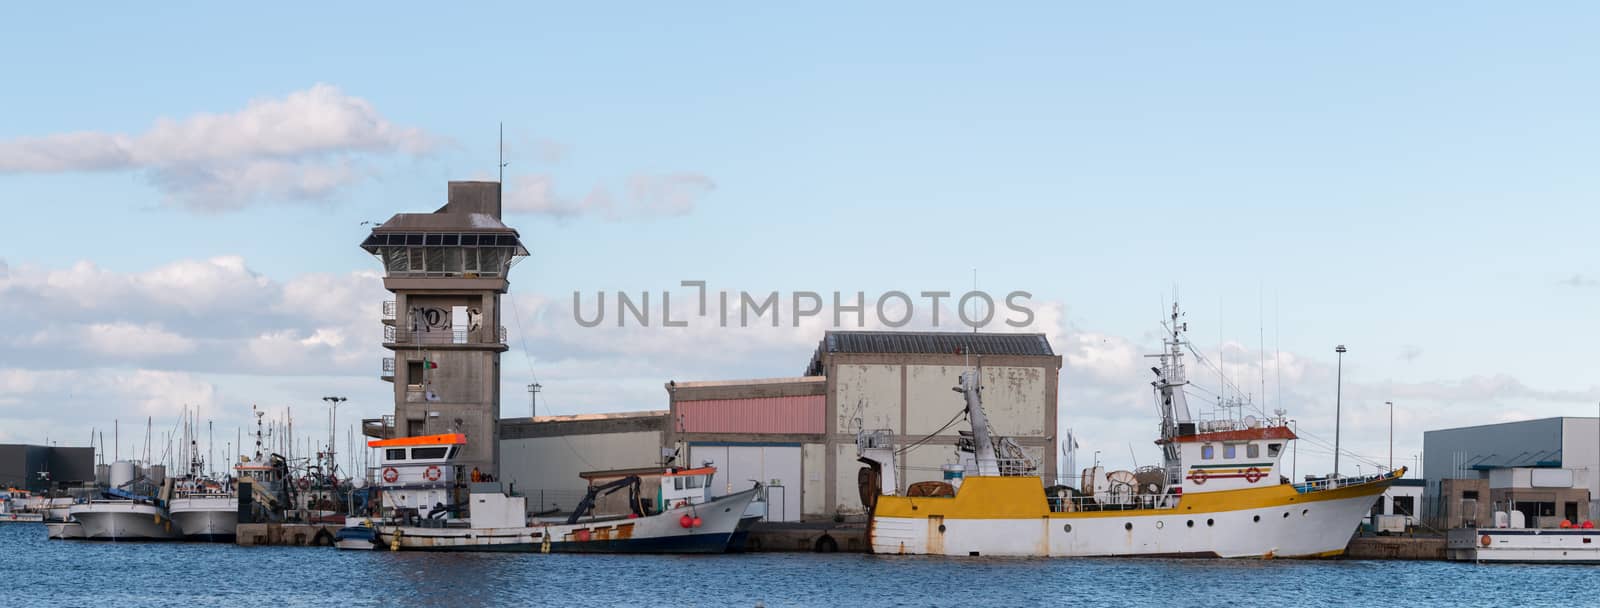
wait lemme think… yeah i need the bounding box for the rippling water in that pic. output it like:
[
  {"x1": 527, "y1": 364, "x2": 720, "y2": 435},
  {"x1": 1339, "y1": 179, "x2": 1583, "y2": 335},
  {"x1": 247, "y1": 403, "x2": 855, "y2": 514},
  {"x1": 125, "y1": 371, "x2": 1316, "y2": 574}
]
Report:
[{"x1": 0, "y1": 524, "x2": 1588, "y2": 607}]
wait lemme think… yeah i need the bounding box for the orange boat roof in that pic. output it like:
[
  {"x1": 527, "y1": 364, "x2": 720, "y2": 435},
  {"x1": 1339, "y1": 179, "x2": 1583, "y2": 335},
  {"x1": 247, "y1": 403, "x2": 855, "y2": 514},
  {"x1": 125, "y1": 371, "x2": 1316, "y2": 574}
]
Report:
[
  {"x1": 367, "y1": 433, "x2": 467, "y2": 448},
  {"x1": 662, "y1": 466, "x2": 716, "y2": 477}
]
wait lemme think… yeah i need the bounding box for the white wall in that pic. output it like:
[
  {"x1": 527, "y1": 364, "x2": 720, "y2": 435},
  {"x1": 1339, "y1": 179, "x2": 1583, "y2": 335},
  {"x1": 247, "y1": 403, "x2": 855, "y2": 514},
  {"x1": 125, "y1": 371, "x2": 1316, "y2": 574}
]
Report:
[
  {"x1": 834, "y1": 364, "x2": 902, "y2": 434},
  {"x1": 499, "y1": 431, "x2": 662, "y2": 512},
  {"x1": 690, "y1": 444, "x2": 802, "y2": 522},
  {"x1": 1562, "y1": 418, "x2": 1600, "y2": 500}
]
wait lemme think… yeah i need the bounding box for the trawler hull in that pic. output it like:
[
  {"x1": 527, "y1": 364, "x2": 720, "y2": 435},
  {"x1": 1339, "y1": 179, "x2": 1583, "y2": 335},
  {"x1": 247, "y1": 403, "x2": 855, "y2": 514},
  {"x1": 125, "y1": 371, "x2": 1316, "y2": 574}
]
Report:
[
  {"x1": 868, "y1": 476, "x2": 1395, "y2": 558},
  {"x1": 376, "y1": 489, "x2": 756, "y2": 554},
  {"x1": 69, "y1": 502, "x2": 183, "y2": 541},
  {"x1": 169, "y1": 497, "x2": 239, "y2": 542}
]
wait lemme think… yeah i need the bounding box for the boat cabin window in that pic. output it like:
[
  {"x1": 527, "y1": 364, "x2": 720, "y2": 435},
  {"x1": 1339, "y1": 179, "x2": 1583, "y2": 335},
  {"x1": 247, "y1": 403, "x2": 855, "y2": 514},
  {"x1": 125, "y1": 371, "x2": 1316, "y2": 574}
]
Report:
[
  {"x1": 1267, "y1": 443, "x2": 1282, "y2": 457},
  {"x1": 1224, "y1": 444, "x2": 1237, "y2": 459},
  {"x1": 1201, "y1": 445, "x2": 1215, "y2": 460},
  {"x1": 1247, "y1": 444, "x2": 1260, "y2": 458},
  {"x1": 412, "y1": 447, "x2": 449, "y2": 460},
  {"x1": 448, "y1": 446, "x2": 460, "y2": 459},
  {"x1": 685, "y1": 476, "x2": 703, "y2": 489},
  {"x1": 386, "y1": 448, "x2": 407, "y2": 461},
  {"x1": 674, "y1": 477, "x2": 684, "y2": 491}
]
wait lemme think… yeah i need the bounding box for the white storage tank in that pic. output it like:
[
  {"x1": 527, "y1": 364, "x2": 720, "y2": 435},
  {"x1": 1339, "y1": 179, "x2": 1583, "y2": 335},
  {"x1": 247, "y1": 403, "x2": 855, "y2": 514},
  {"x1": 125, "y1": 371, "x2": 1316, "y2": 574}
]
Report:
[{"x1": 109, "y1": 461, "x2": 136, "y2": 488}]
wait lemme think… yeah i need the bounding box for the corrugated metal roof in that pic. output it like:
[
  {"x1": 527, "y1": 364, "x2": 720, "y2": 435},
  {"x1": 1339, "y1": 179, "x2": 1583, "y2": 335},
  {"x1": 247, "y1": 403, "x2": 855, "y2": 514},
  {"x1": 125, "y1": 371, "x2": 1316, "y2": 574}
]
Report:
[{"x1": 820, "y1": 331, "x2": 1054, "y2": 356}]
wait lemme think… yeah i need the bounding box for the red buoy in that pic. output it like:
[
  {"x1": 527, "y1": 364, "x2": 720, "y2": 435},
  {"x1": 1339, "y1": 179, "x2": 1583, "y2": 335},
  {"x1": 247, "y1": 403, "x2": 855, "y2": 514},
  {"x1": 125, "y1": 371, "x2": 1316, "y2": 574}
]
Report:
[
  {"x1": 679, "y1": 514, "x2": 693, "y2": 528},
  {"x1": 692, "y1": 517, "x2": 703, "y2": 528}
]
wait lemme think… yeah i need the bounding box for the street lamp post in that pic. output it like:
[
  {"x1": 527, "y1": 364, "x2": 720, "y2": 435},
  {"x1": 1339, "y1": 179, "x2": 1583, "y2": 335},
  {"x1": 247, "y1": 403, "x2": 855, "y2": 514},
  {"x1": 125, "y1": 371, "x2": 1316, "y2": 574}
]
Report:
[
  {"x1": 322, "y1": 396, "x2": 347, "y2": 477},
  {"x1": 528, "y1": 383, "x2": 542, "y2": 417},
  {"x1": 1335, "y1": 344, "x2": 1346, "y2": 479}
]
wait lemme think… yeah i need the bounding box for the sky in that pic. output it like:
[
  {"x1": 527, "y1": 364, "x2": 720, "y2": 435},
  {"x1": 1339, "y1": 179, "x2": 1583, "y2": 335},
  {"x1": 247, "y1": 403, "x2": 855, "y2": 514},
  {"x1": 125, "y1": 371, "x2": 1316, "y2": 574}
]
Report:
[{"x1": 1, "y1": 3, "x2": 1597, "y2": 478}]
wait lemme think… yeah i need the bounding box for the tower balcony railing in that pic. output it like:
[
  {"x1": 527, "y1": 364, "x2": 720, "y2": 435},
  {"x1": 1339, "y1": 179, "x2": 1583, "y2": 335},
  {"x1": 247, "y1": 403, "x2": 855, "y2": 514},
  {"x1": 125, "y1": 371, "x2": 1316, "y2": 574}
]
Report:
[
  {"x1": 362, "y1": 415, "x2": 396, "y2": 440},
  {"x1": 384, "y1": 325, "x2": 508, "y2": 346},
  {"x1": 381, "y1": 357, "x2": 395, "y2": 379},
  {"x1": 382, "y1": 300, "x2": 396, "y2": 320}
]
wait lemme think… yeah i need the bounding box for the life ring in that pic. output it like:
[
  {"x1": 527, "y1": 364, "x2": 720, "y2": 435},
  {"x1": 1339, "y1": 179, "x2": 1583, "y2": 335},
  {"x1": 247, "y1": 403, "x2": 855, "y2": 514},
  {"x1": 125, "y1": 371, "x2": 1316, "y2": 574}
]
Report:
[
  {"x1": 1480, "y1": 534, "x2": 1491, "y2": 547},
  {"x1": 423, "y1": 466, "x2": 442, "y2": 482},
  {"x1": 1243, "y1": 467, "x2": 1264, "y2": 483},
  {"x1": 1187, "y1": 469, "x2": 1208, "y2": 485},
  {"x1": 382, "y1": 467, "x2": 399, "y2": 483}
]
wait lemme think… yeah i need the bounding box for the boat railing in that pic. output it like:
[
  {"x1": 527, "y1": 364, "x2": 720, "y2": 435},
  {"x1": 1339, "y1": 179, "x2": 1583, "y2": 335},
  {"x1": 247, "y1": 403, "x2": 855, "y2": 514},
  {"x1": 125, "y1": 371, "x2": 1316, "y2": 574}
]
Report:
[
  {"x1": 1048, "y1": 493, "x2": 1179, "y2": 513},
  {"x1": 1293, "y1": 469, "x2": 1399, "y2": 493}
]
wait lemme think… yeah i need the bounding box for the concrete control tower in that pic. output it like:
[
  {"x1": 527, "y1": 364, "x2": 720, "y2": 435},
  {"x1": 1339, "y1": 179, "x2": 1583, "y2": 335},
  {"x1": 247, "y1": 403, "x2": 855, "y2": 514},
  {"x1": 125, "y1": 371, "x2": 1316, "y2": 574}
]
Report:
[{"x1": 359, "y1": 181, "x2": 528, "y2": 479}]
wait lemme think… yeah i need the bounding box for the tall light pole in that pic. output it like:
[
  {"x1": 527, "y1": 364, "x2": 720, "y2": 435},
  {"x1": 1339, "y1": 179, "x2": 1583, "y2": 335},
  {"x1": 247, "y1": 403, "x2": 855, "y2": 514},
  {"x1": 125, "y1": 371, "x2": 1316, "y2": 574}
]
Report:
[
  {"x1": 528, "y1": 383, "x2": 542, "y2": 418},
  {"x1": 1386, "y1": 401, "x2": 1394, "y2": 471},
  {"x1": 322, "y1": 396, "x2": 346, "y2": 476},
  {"x1": 1334, "y1": 344, "x2": 1346, "y2": 479}
]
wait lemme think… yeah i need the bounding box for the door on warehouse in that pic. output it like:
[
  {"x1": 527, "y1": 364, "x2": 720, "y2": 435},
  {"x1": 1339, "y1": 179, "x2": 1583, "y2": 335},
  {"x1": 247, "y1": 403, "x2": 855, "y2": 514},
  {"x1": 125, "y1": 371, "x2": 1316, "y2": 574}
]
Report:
[{"x1": 688, "y1": 443, "x2": 801, "y2": 522}]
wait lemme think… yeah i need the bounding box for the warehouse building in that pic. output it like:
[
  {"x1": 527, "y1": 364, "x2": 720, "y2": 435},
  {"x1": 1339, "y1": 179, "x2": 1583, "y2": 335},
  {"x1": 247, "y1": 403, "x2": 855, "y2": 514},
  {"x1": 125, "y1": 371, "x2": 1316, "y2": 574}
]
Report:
[
  {"x1": 496, "y1": 330, "x2": 1061, "y2": 522},
  {"x1": 1423, "y1": 417, "x2": 1600, "y2": 528},
  {"x1": 0, "y1": 444, "x2": 95, "y2": 492}
]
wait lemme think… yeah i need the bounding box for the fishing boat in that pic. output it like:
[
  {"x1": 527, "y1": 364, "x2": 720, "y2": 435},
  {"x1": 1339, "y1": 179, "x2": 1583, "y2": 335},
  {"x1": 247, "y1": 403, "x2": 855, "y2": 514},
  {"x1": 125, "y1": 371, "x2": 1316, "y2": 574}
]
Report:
[
  {"x1": 167, "y1": 418, "x2": 240, "y2": 542},
  {"x1": 0, "y1": 489, "x2": 44, "y2": 523},
  {"x1": 361, "y1": 433, "x2": 758, "y2": 553},
  {"x1": 857, "y1": 303, "x2": 1404, "y2": 558},
  {"x1": 1447, "y1": 509, "x2": 1600, "y2": 564},
  {"x1": 67, "y1": 460, "x2": 183, "y2": 541}
]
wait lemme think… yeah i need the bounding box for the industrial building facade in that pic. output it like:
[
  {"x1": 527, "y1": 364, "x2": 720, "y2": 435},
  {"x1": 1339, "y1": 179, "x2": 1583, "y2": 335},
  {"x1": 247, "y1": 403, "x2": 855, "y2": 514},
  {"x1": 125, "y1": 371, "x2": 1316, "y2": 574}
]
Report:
[
  {"x1": 1422, "y1": 417, "x2": 1600, "y2": 528},
  {"x1": 496, "y1": 331, "x2": 1061, "y2": 522},
  {"x1": 0, "y1": 445, "x2": 95, "y2": 492}
]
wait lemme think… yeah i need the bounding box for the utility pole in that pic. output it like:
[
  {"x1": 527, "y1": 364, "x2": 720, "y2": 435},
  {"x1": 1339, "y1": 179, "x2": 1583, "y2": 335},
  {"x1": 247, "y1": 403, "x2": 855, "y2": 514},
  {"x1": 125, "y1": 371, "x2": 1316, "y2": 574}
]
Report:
[
  {"x1": 1334, "y1": 344, "x2": 1346, "y2": 479},
  {"x1": 1386, "y1": 401, "x2": 1394, "y2": 471},
  {"x1": 528, "y1": 383, "x2": 542, "y2": 417}
]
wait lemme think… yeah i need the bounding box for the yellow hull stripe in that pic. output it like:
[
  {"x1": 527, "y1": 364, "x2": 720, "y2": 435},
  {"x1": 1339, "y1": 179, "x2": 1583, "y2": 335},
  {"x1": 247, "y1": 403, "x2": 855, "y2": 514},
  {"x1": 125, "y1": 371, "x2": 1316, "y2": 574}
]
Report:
[{"x1": 873, "y1": 474, "x2": 1399, "y2": 520}]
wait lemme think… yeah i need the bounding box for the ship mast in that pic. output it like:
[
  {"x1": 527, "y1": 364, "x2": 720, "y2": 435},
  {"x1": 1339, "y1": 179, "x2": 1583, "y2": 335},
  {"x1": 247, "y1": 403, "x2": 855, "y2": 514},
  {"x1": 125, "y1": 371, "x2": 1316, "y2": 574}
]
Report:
[
  {"x1": 1149, "y1": 302, "x2": 1194, "y2": 467},
  {"x1": 958, "y1": 369, "x2": 1001, "y2": 477}
]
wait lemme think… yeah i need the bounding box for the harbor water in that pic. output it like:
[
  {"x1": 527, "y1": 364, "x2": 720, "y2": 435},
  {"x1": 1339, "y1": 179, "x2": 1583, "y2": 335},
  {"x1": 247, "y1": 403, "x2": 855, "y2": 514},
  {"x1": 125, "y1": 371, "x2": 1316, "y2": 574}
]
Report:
[{"x1": 0, "y1": 525, "x2": 1588, "y2": 607}]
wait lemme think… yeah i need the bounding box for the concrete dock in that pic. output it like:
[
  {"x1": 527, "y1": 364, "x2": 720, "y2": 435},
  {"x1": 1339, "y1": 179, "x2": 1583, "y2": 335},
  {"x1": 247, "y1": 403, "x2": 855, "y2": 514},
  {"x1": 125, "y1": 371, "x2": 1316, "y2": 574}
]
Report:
[
  {"x1": 1345, "y1": 535, "x2": 1446, "y2": 560},
  {"x1": 236, "y1": 523, "x2": 343, "y2": 547},
  {"x1": 743, "y1": 522, "x2": 867, "y2": 552}
]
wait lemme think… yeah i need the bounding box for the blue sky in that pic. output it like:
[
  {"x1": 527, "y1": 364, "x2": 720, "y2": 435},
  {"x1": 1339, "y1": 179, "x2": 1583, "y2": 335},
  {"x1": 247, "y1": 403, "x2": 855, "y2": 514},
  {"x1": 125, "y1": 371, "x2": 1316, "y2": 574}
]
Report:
[{"x1": 2, "y1": 3, "x2": 1597, "y2": 475}]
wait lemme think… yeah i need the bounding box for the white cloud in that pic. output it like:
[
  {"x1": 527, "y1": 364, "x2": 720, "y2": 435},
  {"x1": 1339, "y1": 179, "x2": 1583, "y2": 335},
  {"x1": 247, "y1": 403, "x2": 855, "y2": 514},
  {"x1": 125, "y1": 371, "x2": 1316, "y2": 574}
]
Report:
[
  {"x1": 0, "y1": 84, "x2": 433, "y2": 211},
  {"x1": 81, "y1": 322, "x2": 197, "y2": 356}
]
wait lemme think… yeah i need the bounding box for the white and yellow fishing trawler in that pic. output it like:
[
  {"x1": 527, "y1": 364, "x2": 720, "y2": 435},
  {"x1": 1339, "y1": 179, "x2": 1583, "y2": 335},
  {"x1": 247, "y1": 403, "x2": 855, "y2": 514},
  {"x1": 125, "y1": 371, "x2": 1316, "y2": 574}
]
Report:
[{"x1": 858, "y1": 304, "x2": 1404, "y2": 558}]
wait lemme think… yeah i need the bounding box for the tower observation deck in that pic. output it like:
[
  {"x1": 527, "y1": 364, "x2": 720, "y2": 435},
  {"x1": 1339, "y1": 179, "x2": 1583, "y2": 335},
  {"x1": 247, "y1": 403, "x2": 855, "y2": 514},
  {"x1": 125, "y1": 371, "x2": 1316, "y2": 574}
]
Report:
[{"x1": 358, "y1": 181, "x2": 528, "y2": 479}]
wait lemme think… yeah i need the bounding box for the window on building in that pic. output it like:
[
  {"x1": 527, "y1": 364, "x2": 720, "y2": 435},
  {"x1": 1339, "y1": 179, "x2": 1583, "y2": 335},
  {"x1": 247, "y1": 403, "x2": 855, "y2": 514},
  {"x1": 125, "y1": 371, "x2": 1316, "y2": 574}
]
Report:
[
  {"x1": 407, "y1": 361, "x2": 424, "y2": 386},
  {"x1": 412, "y1": 447, "x2": 448, "y2": 460},
  {"x1": 1201, "y1": 445, "x2": 1214, "y2": 460},
  {"x1": 1462, "y1": 490, "x2": 1479, "y2": 501},
  {"x1": 1224, "y1": 444, "x2": 1237, "y2": 459},
  {"x1": 1393, "y1": 496, "x2": 1415, "y2": 517},
  {"x1": 1247, "y1": 444, "x2": 1260, "y2": 458},
  {"x1": 1267, "y1": 443, "x2": 1282, "y2": 457},
  {"x1": 386, "y1": 448, "x2": 406, "y2": 461}
]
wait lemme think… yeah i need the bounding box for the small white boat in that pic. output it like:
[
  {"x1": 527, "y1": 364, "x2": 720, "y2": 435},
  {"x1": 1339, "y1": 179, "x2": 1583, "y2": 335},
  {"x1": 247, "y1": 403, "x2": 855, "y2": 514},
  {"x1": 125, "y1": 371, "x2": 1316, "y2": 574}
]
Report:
[
  {"x1": 168, "y1": 493, "x2": 237, "y2": 542},
  {"x1": 1448, "y1": 509, "x2": 1600, "y2": 564},
  {"x1": 1, "y1": 489, "x2": 45, "y2": 523},
  {"x1": 69, "y1": 500, "x2": 183, "y2": 541}
]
